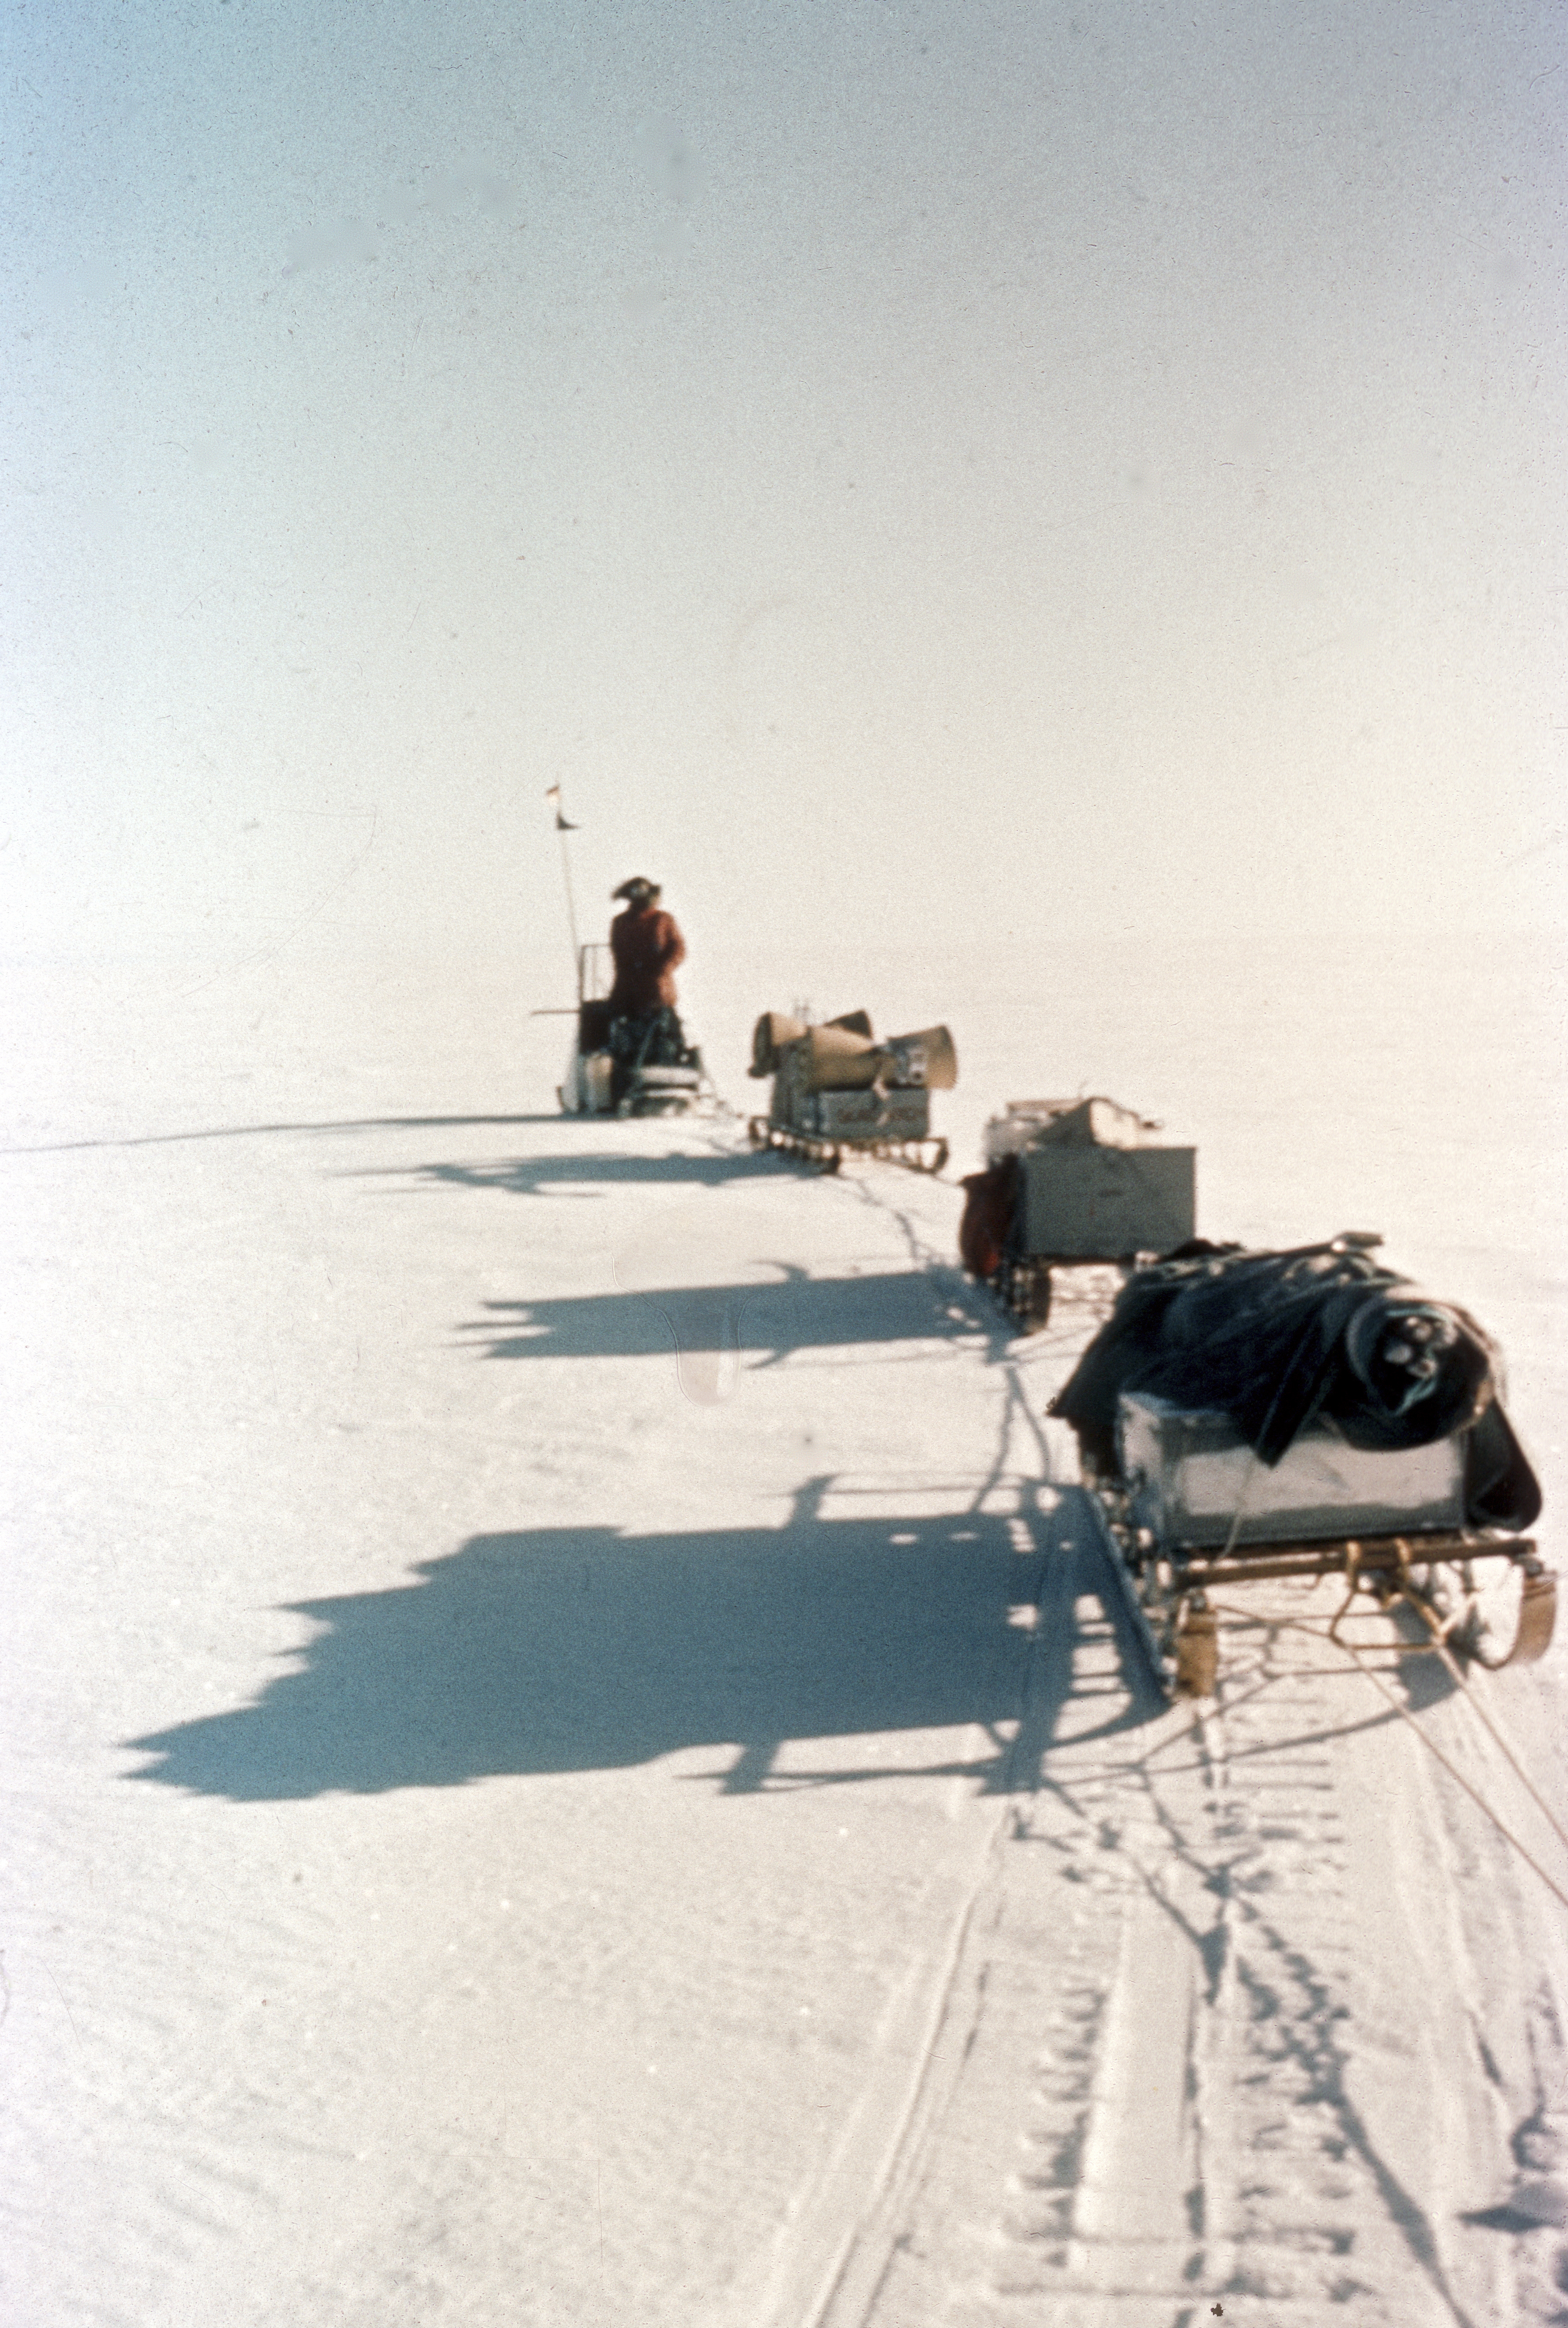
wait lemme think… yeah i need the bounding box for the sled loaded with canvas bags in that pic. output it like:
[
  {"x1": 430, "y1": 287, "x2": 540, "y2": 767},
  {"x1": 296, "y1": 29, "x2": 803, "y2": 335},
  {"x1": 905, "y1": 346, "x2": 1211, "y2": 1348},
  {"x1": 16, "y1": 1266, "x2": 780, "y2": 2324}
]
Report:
[{"x1": 747, "y1": 1010, "x2": 956, "y2": 1173}]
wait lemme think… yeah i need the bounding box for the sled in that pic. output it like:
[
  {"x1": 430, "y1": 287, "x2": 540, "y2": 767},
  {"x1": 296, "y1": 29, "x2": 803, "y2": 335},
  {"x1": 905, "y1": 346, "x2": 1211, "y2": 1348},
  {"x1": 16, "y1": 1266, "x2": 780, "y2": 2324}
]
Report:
[
  {"x1": 962, "y1": 1099, "x2": 1196, "y2": 1330},
  {"x1": 1078, "y1": 1393, "x2": 1551, "y2": 1699},
  {"x1": 746, "y1": 1012, "x2": 953, "y2": 1175},
  {"x1": 746, "y1": 1087, "x2": 949, "y2": 1175},
  {"x1": 1051, "y1": 1236, "x2": 1555, "y2": 1698}
]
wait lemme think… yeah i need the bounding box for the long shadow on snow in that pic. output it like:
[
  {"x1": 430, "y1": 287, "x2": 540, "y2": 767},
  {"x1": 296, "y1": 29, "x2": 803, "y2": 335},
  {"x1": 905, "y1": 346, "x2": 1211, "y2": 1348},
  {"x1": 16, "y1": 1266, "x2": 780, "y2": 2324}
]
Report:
[
  {"x1": 371, "y1": 1148, "x2": 812, "y2": 1198},
  {"x1": 461, "y1": 1267, "x2": 989, "y2": 1369},
  {"x1": 123, "y1": 1485, "x2": 1163, "y2": 1802},
  {"x1": 4, "y1": 1113, "x2": 567, "y2": 1158}
]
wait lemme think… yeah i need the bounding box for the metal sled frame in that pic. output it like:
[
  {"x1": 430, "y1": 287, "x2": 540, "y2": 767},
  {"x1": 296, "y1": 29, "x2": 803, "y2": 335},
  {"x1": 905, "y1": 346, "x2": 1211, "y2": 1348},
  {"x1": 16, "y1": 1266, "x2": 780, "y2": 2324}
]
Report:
[
  {"x1": 1086, "y1": 1489, "x2": 1556, "y2": 1700},
  {"x1": 746, "y1": 1114, "x2": 948, "y2": 1175}
]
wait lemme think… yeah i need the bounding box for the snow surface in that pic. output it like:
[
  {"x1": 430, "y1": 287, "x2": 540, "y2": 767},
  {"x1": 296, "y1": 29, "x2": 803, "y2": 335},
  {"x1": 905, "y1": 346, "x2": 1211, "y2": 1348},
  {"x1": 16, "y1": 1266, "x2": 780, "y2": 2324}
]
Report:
[{"x1": 3, "y1": 934, "x2": 1566, "y2": 2327}]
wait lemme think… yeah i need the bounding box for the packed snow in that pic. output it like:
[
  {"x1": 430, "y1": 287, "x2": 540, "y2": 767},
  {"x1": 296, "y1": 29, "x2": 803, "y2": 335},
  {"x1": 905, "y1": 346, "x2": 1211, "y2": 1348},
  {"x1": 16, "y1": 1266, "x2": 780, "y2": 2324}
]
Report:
[{"x1": 3, "y1": 932, "x2": 1565, "y2": 2327}]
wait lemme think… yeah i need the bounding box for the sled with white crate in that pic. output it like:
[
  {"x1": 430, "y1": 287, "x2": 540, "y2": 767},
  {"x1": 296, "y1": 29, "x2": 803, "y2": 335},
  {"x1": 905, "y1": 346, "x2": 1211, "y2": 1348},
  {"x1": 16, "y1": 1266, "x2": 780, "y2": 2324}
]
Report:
[
  {"x1": 1051, "y1": 1234, "x2": 1554, "y2": 1698},
  {"x1": 960, "y1": 1097, "x2": 1196, "y2": 1330}
]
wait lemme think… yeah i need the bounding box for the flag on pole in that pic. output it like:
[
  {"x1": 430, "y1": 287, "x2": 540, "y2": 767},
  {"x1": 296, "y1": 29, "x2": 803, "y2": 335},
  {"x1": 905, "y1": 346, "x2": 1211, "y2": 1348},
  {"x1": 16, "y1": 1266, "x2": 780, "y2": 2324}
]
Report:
[{"x1": 545, "y1": 785, "x2": 579, "y2": 831}]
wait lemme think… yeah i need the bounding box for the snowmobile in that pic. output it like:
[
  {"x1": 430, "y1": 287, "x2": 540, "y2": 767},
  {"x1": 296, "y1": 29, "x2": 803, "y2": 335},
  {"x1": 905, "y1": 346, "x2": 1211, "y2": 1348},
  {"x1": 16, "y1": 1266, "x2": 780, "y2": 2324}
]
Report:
[
  {"x1": 556, "y1": 944, "x2": 715, "y2": 1119},
  {"x1": 1051, "y1": 1234, "x2": 1554, "y2": 1698},
  {"x1": 960, "y1": 1097, "x2": 1197, "y2": 1329},
  {"x1": 745, "y1": 1009, "x2": 954, "y2": 1173}
]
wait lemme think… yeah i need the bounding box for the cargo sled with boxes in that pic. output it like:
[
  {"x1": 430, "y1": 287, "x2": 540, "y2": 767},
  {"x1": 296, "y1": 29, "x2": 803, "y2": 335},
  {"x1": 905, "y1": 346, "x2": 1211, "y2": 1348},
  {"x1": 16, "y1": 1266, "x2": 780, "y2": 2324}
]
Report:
[
  {"x1": 557, "y1": 943, "x2": 713, "y2": 1119},
  {"x1": 1050, "y1": 1233, "x2": 1553, "y2": 1698},
  {"x1": 747, "y1": 1010, "x2": 956, "y2": 1173},
  {"x1": 961, "y1": 1096, "x2": 1197, "y2": 1328}
]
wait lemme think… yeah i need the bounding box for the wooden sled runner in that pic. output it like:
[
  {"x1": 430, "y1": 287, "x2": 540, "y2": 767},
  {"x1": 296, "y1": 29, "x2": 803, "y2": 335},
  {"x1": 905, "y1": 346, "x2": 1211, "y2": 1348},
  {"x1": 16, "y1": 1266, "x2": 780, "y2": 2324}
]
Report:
[{"x1": 746, "y1": 1107, "x2": 949, "y2": 1176}]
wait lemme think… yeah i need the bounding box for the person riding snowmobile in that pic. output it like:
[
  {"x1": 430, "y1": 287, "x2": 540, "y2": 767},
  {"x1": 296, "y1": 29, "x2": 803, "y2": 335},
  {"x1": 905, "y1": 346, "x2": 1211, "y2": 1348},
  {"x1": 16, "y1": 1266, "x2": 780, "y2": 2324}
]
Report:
[
  {"x1": 606, "y1": 879, "x2": 694, "y2": 1105},
  {"x1": 608, "y1": 878, "x2": 686, "y2": 1016}
]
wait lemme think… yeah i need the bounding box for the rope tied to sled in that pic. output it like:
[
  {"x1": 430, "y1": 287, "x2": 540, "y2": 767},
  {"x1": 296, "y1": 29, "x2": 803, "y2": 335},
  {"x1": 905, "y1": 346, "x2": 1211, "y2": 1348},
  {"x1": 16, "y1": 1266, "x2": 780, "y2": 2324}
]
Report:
[{"x1": 1209, "y1": 1597, "x2": 1568, "y2": 1913}]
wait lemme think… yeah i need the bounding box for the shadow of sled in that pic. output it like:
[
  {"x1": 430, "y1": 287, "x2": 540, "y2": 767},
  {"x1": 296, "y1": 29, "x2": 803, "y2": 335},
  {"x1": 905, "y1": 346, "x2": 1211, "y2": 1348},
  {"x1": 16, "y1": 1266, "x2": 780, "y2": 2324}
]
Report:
[
  {"x1": 378, "y1": 1148, "x2": 800, "y2": 1197},
  {"x1": 460, "y1": 1269, "x2": 991, "y2": 1389},
  {"x1": 125, "y1": 1487, "x2": 1166, "y2": 1803}
]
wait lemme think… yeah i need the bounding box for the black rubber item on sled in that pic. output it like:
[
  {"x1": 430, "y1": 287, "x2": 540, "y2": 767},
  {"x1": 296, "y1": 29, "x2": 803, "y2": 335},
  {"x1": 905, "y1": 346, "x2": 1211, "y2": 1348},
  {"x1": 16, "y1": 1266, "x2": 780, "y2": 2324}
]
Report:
[{"x1": 1051, "y1": 1238, "x2": 1540, "y2": 1530}]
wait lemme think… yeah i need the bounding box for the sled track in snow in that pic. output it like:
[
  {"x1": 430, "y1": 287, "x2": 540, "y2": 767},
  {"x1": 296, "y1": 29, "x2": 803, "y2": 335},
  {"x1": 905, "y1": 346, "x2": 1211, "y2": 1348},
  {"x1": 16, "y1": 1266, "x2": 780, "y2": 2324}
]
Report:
[
  {"x1": 682, "y1": 1162, "x2": 1568, "y2": 2328},
  {"x1": 780, "y1": 1493, "x2": 1564, "y2": 2328}
]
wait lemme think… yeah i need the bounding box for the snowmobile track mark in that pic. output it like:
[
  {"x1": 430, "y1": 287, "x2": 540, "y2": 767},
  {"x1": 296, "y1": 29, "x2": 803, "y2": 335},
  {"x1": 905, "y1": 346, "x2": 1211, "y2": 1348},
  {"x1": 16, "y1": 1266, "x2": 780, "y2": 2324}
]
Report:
[{"x1": 898, "y1": 1525, "x2": 1512, "y2": 2327}]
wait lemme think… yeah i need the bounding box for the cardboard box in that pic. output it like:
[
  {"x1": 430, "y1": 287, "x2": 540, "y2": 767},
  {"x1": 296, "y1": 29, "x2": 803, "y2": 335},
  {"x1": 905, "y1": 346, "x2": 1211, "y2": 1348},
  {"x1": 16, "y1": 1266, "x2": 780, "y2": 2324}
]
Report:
[{"x1": 1118, "y1": 1392, "x2": 1466, "y2": 1549}]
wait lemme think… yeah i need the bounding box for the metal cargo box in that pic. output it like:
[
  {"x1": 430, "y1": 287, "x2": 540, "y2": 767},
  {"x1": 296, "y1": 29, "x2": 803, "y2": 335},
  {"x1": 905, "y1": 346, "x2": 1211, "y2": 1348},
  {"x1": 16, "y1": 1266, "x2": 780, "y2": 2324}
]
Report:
[
  {"x1": 1118, "y1": 1391, "x2": 1466, "y2": 1550},
  {"x1": 1020, "y1": 1144, "x2": 1195, "y2": 1261},
  {"x1": 776, "y1": 1086, "x2": 931, "y2": 1140}
]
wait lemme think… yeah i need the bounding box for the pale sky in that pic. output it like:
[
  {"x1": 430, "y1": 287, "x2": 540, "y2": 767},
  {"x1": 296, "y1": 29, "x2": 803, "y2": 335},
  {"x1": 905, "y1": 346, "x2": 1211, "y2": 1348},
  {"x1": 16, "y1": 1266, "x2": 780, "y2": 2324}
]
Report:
[{"x1": 4, "y1": 0, "x2": 1564, "y2": 962}]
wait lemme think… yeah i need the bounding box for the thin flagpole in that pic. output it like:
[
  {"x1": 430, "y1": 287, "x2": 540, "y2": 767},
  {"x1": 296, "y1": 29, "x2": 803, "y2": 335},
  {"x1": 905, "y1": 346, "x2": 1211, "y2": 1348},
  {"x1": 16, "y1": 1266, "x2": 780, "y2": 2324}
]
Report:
[
  {"x1": 545, "y1": 786, "x2": 582, "y2": 979},
  {"x1": 557, "y1": 823, "x2": 581, "y2": 963}
]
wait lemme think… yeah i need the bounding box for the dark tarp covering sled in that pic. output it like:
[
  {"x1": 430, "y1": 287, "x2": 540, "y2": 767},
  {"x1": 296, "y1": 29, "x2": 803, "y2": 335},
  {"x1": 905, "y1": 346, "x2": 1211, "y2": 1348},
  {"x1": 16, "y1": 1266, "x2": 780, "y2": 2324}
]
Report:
[{"x1": 1049, "y1": 1238, "x2": 1541, "y2": 1532}]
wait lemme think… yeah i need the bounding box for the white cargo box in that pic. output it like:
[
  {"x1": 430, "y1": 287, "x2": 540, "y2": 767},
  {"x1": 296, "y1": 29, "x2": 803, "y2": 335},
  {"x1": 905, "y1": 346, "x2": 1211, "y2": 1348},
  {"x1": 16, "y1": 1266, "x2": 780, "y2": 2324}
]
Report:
[
  {"x1": 1019, "y1": 1144, "x2": 1195, "y2": 1260},
  {"x1": 1118, "y1": 1391, "x2": 1466, "y2": 1550},
  {"x1": 984, "y1": 1095, "x2": 1162, "y2": 1162}
]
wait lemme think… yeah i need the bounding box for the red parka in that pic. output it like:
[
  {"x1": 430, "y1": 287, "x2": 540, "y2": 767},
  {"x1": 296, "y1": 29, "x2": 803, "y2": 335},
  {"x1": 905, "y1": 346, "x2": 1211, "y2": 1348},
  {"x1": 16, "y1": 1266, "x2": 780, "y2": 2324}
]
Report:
[{"x1": 608, "y1": 903, "x2": 686, "y2": 1015}]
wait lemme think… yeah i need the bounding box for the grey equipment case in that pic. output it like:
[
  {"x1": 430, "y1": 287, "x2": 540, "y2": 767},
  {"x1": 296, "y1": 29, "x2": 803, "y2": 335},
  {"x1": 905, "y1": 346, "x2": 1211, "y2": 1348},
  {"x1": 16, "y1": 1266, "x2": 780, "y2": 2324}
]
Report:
[{"x1": 984, "y1": 1096, "x2": 1195, "y2": 1263}]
